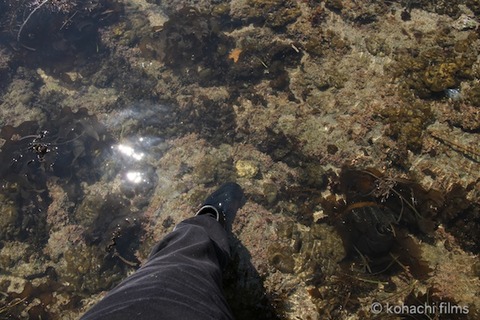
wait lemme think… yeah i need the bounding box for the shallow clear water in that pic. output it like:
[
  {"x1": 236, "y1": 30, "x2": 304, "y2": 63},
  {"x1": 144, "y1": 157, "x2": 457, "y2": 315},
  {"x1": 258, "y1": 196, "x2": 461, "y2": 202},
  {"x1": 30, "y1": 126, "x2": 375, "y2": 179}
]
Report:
[{"x1": 1, "y1": 0, "x2": 479, "y2": 319}]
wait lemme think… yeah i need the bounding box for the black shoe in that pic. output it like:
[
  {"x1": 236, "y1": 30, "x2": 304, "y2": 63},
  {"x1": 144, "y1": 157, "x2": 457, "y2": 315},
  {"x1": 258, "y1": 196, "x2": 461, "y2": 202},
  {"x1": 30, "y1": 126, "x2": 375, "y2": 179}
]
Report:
[{"x1": 195, "y1": 182, "x2": 245, "y2": 229}]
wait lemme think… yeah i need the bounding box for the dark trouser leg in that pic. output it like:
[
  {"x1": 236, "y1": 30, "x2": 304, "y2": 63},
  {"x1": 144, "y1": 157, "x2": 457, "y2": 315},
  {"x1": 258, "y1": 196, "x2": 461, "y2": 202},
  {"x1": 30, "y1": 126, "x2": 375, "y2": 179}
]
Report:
[{"x1": 81, "y1": 215, "x2": 233, "y2": 320}]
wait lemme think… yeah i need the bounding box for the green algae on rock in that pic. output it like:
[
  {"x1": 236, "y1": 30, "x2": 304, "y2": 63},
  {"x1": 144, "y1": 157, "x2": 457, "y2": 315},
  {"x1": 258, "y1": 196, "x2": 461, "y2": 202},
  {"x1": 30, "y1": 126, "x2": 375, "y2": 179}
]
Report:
[
  {"x1": 246, "y1": 0, "x2": 301, "y2": 28},
  {"x1": 62, "y1": 243, "x2": 125, "y2": 293},
  {"x1": 268, "y1": 243, "x2": 296, "y2": 273},
  {"x1": 304, "y1": 29, "x2": 351, "y2": 58},
  {"x1": 380, "y1": 101, "x2": 434, "y2": 153},
  {"x1": 0, "y1": 193, "x2": 17, "y2": 239},
  {"x1": 465, "y1": 82, "x2": 480, "y2": 107},
  {"x1": 389, "y1": 34, "x2": 478, "y2": 99}
]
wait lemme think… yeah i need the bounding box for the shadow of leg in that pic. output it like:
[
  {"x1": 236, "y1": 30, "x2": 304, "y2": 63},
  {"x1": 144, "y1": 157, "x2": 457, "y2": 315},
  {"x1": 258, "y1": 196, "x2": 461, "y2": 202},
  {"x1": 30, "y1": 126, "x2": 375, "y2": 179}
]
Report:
[{"x1": 223, "y1": 235, "x2": 283, "y2": 320}]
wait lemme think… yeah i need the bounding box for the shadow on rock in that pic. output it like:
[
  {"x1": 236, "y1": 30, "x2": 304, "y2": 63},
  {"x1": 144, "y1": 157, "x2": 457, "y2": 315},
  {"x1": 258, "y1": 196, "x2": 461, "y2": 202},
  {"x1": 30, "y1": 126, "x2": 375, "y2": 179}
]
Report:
[{"x1": 224, "y1": 235, "x2": 282, "y2": 320}]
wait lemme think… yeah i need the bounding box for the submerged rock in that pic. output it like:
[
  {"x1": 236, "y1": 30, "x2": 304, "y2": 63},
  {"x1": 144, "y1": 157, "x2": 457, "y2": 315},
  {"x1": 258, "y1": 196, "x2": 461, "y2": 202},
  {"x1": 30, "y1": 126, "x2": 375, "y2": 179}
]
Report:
[{"x1": 235, "y1": 160, "x2": 259, "y2": 178}]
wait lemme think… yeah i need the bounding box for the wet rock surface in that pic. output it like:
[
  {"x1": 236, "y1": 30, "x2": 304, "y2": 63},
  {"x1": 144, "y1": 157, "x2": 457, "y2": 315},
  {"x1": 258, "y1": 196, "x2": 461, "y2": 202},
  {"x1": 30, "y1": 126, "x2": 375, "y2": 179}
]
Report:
[{"x1": 0, "y1": 0, "x2": 480, "y2": 319}]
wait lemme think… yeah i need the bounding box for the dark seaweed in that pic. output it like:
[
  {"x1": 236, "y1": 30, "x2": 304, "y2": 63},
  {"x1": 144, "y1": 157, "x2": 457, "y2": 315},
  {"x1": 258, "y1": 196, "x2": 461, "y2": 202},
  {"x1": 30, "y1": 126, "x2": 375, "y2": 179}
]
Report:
[
  {"x1": 343, "y1": 204, "x2": 397, "y2": 257},
  {"x1": 151, "y1": 7, "x2": 234, "y2": 85},
  {"x1": 0, "y1": 0, "x2": 121, "y2": 83},
  {"x1": 85, "y1": 193, "x2": 144, "y2": 268},
  {"x1": 139, "y1": 7, "x2": 302, "y2": 89},
  {"x1": 329, "y1": 167, "x2": 479, "y2": 272},
  {"x1": 0, "y1": 107, "x2": 114, "y2": 243}
]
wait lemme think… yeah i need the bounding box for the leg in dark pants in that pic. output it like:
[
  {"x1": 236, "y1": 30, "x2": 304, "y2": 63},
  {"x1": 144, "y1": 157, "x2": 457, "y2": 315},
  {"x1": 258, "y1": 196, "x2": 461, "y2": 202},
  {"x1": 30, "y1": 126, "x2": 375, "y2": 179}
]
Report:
[{"x1": 81, "y1": 215, "x2": 234, "y2": 320}]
